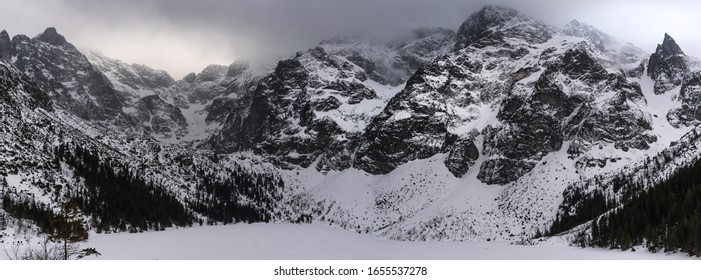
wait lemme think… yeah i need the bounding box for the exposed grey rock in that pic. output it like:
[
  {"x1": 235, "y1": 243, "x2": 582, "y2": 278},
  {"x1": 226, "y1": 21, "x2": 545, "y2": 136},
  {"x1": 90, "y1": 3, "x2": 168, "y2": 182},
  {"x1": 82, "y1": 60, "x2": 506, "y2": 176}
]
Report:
[
  {"x1": 444, "y1": 135, "x2": 479, "y2": 177},
  {"x1": 0, "y1": 30, "x2": 12, "y2": 62},
  {"x1": 668, "y1": 71, "x2": 701, "y2": 127},
  {"x1": 210, "y1": 29, "x2": 454, "y2": 171},
  {"x1": 35, "y1": 27, "x2": 67, "y2": 46},
  {"x1": 648, "y1": 34, "x2": 689, "y2": 94},
  {"x1": 354, "y1": 8, "x2": 655, "y2": 184},
  {"x1": 312, "y1": 96, "x2": 342, "y2": 111},
  {"x1": 11, "y1": 30, "x2": 122, "y2": 121}
]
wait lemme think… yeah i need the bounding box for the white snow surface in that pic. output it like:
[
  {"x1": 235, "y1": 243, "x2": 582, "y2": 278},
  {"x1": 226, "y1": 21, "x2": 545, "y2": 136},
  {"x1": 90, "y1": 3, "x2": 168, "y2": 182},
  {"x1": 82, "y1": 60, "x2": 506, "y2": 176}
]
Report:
[{"x1": 81, "y1": 223, "x2": 693, "y2": 260}]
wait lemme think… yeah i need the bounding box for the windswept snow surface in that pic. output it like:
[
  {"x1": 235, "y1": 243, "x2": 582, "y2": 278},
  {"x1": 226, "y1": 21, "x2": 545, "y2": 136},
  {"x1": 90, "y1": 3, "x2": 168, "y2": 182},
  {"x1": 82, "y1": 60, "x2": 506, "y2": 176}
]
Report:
[{"x1": 82, "y1": 224, "x2": 692, "y2": 260}]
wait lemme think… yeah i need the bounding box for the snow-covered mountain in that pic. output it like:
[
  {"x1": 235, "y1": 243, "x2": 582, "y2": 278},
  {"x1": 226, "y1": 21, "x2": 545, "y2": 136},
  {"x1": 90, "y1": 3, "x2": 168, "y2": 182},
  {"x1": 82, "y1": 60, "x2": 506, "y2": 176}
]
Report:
[
  {"x1": 3, "y1": 4, "x2": 701, "y2": 252},
  {"x1": 264, "y1": 5, "x2": 701, "y2": 241},
  {"x1": 207, "y1": 28, "x2": 455, "y2": 171}
]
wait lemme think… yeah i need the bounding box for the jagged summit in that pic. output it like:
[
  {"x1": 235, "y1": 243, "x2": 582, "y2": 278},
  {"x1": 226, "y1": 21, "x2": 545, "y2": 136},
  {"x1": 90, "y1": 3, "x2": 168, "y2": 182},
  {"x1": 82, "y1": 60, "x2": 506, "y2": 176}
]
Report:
[
  {"x1": 648, "y1": 33, "x2": 690, "y2": 94},
  {"x1": 454, "y1": 5, "x2": 555, "y2": 50},
  {"x1": 658, "y1": 33, "x2": 685, "y2": 56},
  {"x1": 35, "y1": 27, "x2": 67, "y2": 46}
]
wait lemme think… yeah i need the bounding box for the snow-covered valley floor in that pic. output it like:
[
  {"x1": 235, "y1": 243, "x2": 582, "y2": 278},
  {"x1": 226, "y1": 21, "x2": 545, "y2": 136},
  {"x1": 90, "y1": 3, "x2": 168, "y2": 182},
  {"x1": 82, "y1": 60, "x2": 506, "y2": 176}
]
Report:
[{"x1": 82, "y1": 223, "x2": 693, "y2": 260}]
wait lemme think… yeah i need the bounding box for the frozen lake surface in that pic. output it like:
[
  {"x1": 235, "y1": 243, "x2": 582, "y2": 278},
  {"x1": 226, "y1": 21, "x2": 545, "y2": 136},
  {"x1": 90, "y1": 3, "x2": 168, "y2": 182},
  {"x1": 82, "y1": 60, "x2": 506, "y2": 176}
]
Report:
[{"x1": 83, "y1": 223, "x2": 693, "y2": 260}]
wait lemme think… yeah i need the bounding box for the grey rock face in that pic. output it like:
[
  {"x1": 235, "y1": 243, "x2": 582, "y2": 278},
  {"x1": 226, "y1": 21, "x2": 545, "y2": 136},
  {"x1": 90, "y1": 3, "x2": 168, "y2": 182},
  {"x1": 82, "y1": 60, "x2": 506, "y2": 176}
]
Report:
[
  {"x1": 482, "y1": 44, "x2": 654, "y2": 183},
  {"x1": 648, "y1": 34, "x2": 689, "y2": 94},
  {"x1": 210, "y1": 30, "x2": 454, "y2": 171},
  {"x1": 354, "y1": 8, "x2": 655, "y2": 184},
  {"x1": 210, "y1": 48, "x2": 354, "y2": 169},
  {"x1": 167, "y1": 61, "x2": 262, "y2": 128},
  {"x1": 35, "y1": 27, "x2": 68, "y2": 46},
  {"x1": 205, "y1": 97, "x2": 240, "y2": 125},
  {"x1": 668, "y1": 71, "x2": 701, "y2": 127},
  {"x1": 562, "y1": 20, "x2": 647, "y2": 71},
  {"x1": 138, "y1": 95, "x2": 188, "y2": 136},
  {"x1": 0, "y1": 30, "x2": 12, "y2": 62},
  {"x1": 353, "y1": 62, "x2": 465, "y2": 174},
  {"x1": 444, "y1": 135, "x2": 479, "y2": 177},
  {"x1": 11, "y1": 29, "x2": 121, "y2": 121}
]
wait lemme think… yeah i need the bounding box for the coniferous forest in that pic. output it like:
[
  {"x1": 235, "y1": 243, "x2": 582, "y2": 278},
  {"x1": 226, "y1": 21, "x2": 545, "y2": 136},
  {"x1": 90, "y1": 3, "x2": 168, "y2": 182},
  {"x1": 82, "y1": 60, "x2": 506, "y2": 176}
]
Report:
[
  {"x1": 1, "y1": 142, "x2": 286, "y2": 236},
  {"x1": 56, "y1": 143, "x2": 194, "y2": 233},
  {"x1": 2, "y1": 194, "x2": 60, "y2": 234},
  {"x1": 587, "y1": 158, "x2": 701, "y2": 256},
  {"x1": 186, "y1": 166, "x2": 284, "y2": 225}
]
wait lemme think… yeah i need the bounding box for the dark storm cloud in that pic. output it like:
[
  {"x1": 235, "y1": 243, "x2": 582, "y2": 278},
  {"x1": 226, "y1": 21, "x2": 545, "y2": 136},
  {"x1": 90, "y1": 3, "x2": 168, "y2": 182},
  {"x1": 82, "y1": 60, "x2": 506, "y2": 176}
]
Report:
[{"x1": 1, "y1": 0, "x2": 700, "y2": 78}]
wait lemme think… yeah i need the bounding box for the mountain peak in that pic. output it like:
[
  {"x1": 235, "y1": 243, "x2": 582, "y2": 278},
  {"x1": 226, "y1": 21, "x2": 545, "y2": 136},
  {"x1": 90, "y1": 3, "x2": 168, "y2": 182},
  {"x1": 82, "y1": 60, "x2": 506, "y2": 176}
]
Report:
[
  {"x1": 454, "y1": 5, "x2": 554, "y2": 50},
  {"x1": 562, "y1": 19, "x2": 618, "y2": 50},
  {"x1": 477, "y1": 4, "x2": 520, "y2": 18},
  {"x1": 563, "y1": 19, "x2": 592, "y2": 34},
  {"x1": 648, "y1": 33, "x2": 689, "y2": 94},
  {"x1": 658, "y1": 33, "x2": 684, "y2": 56},
  {"x1": 0, "y1": 29, "x2": 13, "y2": 62},
  {"x1": 36, "y1": 27, "x2": 67, "y2": 46}
]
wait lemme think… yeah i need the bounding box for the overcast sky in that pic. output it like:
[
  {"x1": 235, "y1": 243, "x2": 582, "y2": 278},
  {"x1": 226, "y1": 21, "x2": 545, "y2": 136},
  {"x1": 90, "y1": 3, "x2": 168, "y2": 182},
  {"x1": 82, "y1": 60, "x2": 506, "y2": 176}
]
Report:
[{"x1": 1, "y1": 0, "x2": 699, "y2": 79}]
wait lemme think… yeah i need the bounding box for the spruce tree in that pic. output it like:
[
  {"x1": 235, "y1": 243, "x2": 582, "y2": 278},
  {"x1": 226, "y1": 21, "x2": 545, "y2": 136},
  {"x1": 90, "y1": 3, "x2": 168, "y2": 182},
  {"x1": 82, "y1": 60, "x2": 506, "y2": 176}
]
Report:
[{"x1": 49, "y1": 201, "x2": 89, "y2": 260}]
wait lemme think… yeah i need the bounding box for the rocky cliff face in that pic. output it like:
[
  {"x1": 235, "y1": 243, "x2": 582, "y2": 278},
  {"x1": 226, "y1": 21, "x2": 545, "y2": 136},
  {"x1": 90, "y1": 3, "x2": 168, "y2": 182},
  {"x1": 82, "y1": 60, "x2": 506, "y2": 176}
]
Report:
[
  {"x1": 0, "y1": 30, "x2": 12, "y2": 62},
  {"x1": 10, "y1": 28, "x2": 124, "y2": 122},
  {"x1": 646, "y1": 34, "x2": 701, "y2": 128},
  {"x1": 0, "y1": 28, "x2": 266, "y2": 144},
  {"x1": 87, "y1": 50, "x2": 266, "y2": 143},
  {"x1": 648, "y1": 34, "x2": 692, "y2": 95},
  {"x1": 209, "y1": 30, "x2": 455, "y2": 171},
  {"x1": 354, "y1": 6, "x2": 654, "y2": 183}
]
